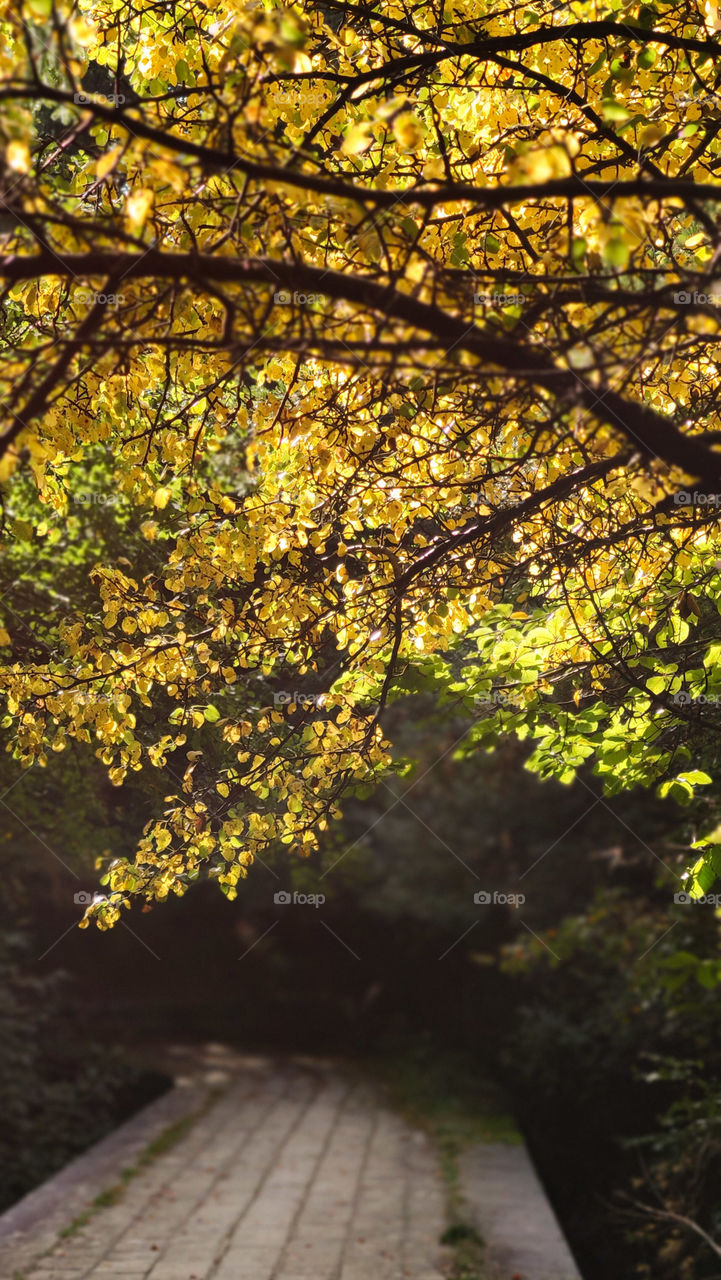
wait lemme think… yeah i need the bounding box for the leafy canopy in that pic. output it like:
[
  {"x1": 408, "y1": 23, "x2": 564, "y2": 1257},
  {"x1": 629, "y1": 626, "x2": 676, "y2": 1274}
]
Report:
[{"x1": 2, "y1": 0, "x2": 721, "y2": 921}]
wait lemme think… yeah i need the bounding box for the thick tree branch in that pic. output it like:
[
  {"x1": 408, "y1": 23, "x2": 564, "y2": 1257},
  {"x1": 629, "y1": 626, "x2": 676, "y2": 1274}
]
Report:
[
  {"x1": 1, "y1": 249, "x2": 720, "y2": 483},
  {"x1": 5, "y1": 85, "x2": 721, "y2": 212},
  {"x1": 319, "y1": 7, "x2": 721, "y2": 60},
  {"x1": 394, "y1": 454, "x2": 631, "y2": 590}
]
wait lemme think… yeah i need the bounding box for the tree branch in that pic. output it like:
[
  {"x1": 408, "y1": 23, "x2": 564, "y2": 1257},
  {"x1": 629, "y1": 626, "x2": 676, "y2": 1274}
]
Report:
[{"x1": 2, "y1": 249, "x2": 720, "y2": 483}]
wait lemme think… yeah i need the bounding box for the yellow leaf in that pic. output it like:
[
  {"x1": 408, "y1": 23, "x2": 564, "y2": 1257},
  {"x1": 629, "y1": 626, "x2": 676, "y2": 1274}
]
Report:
[
  {"x1": 422, "y1": 158, "x2": 445, "y2": 180},
  {"x1": 125, "y1": 187, "x2": 154, "y2": 228},
  {"x1": 392, "y1": 111, "x2": 425, "y2": 152},
  {"x1": 342, "y1": 122, "x2": 374, "y2": 155},
  {"x1": 6, "y1": 141, "x2": 30, "y2": 173},
  {"x1": 0, "y1": 451, "x2": 20, "y2": 483},
  {"x1": 69, "y1": 16, "x2": 96, "y2": 45},
  {"x1": 154, "y1": 486, "x2": 171, "y2": 509},
  {"x1": 640, "y1": 124, "x2": 665, "y2": 148},
  {"x1": 96, "y1": 147, "x2": 122, "y2": 180},
  {"x1": 509, "y1": 144, "x2": 571, "y2": 182}
]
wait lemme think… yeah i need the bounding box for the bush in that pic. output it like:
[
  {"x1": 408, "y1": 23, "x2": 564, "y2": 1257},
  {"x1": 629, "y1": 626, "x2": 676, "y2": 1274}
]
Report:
[
  {"x1": 0, "y1": 934, "x2": 160, "y2": 1211},
  {"x1": 500, "y1": 889, "x2": 721, "y2": 1279}
]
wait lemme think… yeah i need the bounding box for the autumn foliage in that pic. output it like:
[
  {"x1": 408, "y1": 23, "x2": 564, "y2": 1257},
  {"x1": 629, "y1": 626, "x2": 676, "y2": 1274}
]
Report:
[{"x1": 2, "y1": 0, "x2": 721, "y2": 921}]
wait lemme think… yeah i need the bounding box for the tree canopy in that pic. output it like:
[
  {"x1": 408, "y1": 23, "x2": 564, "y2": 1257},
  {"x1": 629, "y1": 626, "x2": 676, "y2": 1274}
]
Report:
[{"x1": 3, "y1": 0, "x2": 721, "y2": 923}]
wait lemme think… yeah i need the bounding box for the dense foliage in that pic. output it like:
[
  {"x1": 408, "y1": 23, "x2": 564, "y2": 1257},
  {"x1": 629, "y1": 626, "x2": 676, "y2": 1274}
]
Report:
[
  {"x1": 3, "y1": 0, "x2": 721, "y2": 917},
  {"x1": 502, "y1": 889, "x2": 721, "y2": 1278},
  {"x1": 0, "y1": 931, "x2": 159, "y2": 1212}
]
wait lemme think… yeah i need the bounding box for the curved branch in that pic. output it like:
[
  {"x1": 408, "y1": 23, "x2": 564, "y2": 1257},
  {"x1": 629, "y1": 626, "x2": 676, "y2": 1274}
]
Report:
[
  {"x1": 1, "y1": 249, "x2": 720, "y2": 482},
  {"x1": 4, "y1": 85, "x2": 721, "y2": 211}
]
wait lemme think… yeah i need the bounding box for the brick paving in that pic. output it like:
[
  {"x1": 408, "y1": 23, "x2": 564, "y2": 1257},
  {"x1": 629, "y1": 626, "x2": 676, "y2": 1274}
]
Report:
[{"x1": 21, "y1": 1058, "x2": 447, "y2": 1280}]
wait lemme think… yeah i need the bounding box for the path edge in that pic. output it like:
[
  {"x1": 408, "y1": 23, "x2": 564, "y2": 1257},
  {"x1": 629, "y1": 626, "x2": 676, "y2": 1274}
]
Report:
[
  {"x1": 0, "y1": 1075, "x2": 212, "y2": 1277},
  {"x1": 460, "y1": 1140, "x2": 583, "y2": 1280}
]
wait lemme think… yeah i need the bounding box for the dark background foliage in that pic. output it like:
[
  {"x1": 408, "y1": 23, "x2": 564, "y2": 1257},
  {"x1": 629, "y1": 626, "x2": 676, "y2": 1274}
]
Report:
[{"x1": 6, "y1": 694, "x2": 721, "y2": 1278}]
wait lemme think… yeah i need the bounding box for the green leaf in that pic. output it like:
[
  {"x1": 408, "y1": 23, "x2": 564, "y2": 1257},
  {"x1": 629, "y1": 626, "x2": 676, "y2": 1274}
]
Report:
[
  {"x1": 694, "y1": 862, "x2": 717, "y2": 893},
  {"x1": 602, "y1": 238, "x2": 630, "y2": 269},
  {"x1": 601, "y1": 99, "x2": 631, "y2": 122},
  {"x1": 399, "y1": 216, "x2": 419, "y2": 238},
  {"x1": 696, "y1": 962, "x2": 718, "y2": 990},
  {"x1": 646, "y1": 676, "x2": 667, "y2": 694},
  {"x1": 636, "y1": 5, "x2": 659, "y2": 28}
]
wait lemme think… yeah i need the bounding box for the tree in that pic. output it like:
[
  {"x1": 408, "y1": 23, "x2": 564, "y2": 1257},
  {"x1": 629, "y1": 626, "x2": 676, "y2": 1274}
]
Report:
[{"x1": 2, "y1": 0, "x2": 721, "y2": 922}]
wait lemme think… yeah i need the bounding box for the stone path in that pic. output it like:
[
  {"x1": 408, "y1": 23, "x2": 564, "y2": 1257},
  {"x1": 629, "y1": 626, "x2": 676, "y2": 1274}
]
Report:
[
  {"x1": 461, "y1": 1144, "x2": 581, "y2": 1280},
  {"x1": 16, "y1": 1054, "x2": 448, "y2": 1280}
]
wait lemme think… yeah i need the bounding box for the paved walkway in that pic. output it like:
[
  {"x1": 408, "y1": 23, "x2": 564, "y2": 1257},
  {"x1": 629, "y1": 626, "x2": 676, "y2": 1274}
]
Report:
[
  {"x1": 18, "y1": 1054, "x2": 447, "y2": 1280},
  {"x1": 461, "y1": 1144, "x2": 581, "y2": 1280}
]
